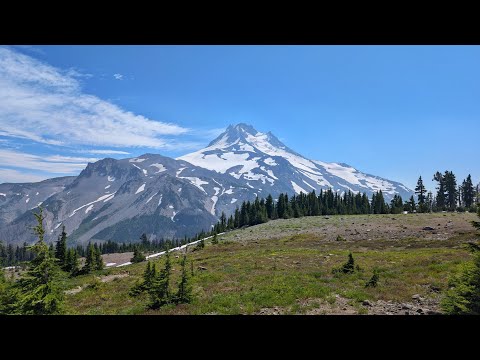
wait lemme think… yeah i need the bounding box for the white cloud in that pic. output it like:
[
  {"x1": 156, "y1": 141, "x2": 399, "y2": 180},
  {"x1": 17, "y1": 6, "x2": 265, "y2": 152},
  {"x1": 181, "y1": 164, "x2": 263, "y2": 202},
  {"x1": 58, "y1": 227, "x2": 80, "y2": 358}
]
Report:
[
  {"x1": 0, "y1": 169, "x2": 49, "y2": 183},
  {"x1": 0, "y1": 47, "x2": 190, "y2": 149},
  {"x1": 113, "y1": 73, "x2": 123, "y2": 80},
  {"x1": 79, "y1": 149, "x2": 131, "y2": 155},
  {"x1": 0, "y1": 149, "x2": 97, "y2": 173}
]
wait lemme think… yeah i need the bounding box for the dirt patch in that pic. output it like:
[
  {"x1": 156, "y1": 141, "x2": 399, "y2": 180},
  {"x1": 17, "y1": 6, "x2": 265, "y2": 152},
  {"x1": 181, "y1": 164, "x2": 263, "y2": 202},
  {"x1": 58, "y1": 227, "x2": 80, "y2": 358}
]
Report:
[
  {"x1": 65, "y1": 272, "x2": 129, "y2": 295},
  {"x1": 101, "y1": 252, "x2": 134, "y2": 266},
  {"x1": 100, "y1": 273, "x2": 129, "y2": 283}
]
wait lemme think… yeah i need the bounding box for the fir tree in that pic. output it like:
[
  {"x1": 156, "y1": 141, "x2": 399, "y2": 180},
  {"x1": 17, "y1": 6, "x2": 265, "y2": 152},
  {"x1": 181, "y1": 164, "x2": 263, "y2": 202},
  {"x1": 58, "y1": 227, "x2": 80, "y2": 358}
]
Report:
[
  {"x1": 461, "y1": 174, "x2": 475, "y2": 209},
  {"x1": 433, "y1": 171, "x2": 446, "y2": 210},
  {"x1": 94, "y1": 244, "x2": 103, "y2": 270},
  {"x1": 149, "y1": 247, "x2": 172, "y2": 309},
  {"x1": 55, "y1": 226, "x2": 68, "y2": 269},
  {"x1": 342, "y1": 253, "x2": 355, "y2": 274},
  {"x1": 365, "y1": 269, "x2": 379, "y2": 288},
  {"x1": 211, "y1": 233, "x2": 218, "y2": 245},
  {"x1": 408, "y1": 195, "x2": 416, "y2": 213},
  {"x1": 0, "y1": 268, "x2": 17, "y2": 314},
  {"x1": 131, "y1": 246, "x2": 146, "y2": 263},
  {"x1": 444, "y1": 171, "x2": 458, "y2": 211},
  {"x1": 65, "y1": 249, "x2": 79, "y2": 275},
  {"x1": 83, "y1": 243, "x2": 96, "y2": 274},
  {"x1": 14, "y1": 207, "x2": 64, "y2": 314},
  {"x1": 176, "y1": 255, "x2": 192, "y2": 304},
  {"x1": 415, "y1": 176, "x2": 427, "y2": 213}
]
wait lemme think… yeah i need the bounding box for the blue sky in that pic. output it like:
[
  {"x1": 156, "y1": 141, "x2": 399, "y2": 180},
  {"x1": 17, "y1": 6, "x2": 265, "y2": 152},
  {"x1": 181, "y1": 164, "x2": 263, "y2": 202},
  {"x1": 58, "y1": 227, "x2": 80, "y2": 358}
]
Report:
[{"x1": 0, "y1": 45, "x2": 478, "y2": 191}]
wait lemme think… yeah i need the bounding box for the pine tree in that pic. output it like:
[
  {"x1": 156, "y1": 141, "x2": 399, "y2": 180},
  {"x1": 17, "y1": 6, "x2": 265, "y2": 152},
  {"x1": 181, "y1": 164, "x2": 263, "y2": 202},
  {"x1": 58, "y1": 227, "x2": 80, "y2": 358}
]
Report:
[
  {"x1": 415, "y1": 176, "x2": 427, "y2": 213},
  {"x1": 176, "y1": 255, "x2": 192, "y2": 304},
  {"x1": 94, "y1": 244, "x2": 103, "y2": 270},
  {"x1": 55, "y1": 225, "x2": 68, "y2": 269},
  {"x1": 266, "y1": 194, "x2": 274, "y2": 219},
  {"x1": 211, "y1": 233, "x2": 218, "y2": 245},
  {"x1": 83, "y1": 243, "x2": 96, "y2": 274},
  {"x1": 443, "y1": 171, "x2": 458, "y2": 211},
  {"x1": 65, "y1": 249, "x2": 79, "y2": 275},
  {"x1": 130, "y1": 261, "x2": 157, "y2": 296},
  {"x1": 0, "y1": 268, "x2": 17, "y2": 314},
  {"x1": 461, "y1": 174, "x2": 475, "y2": 209},
  {"x1": 131, "y1": 246, "x2": 146, "y2": 263},
  {"x1": 15, "y1": 207, "x2": 64, "y2": 314},
  {"x1": 433, "y1": 171, "x2": 446, "y2": 210},
  {"x1": 408, "y1": 195, "x2": 416, "y2": 213},
  {"x1": 339, "y1": 253, "x2": 355, "y2": 274},
  {"x1": 149, "y1": 247, "x2": 172, "y2": 309}
]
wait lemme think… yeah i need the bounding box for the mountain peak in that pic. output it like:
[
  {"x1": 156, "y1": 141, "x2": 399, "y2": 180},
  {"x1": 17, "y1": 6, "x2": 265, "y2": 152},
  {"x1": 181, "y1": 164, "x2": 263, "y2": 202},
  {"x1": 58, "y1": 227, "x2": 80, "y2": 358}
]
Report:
[{"x1": 208, "y1": 123, "x2": 259, "y2": 147}]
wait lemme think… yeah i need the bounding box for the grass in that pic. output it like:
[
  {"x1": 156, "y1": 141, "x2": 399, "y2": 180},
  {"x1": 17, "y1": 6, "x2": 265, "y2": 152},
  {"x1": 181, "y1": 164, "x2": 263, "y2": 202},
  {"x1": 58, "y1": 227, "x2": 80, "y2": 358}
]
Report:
[{"x1": 62, "y1": 212, "x2": 478, "y2": 315}]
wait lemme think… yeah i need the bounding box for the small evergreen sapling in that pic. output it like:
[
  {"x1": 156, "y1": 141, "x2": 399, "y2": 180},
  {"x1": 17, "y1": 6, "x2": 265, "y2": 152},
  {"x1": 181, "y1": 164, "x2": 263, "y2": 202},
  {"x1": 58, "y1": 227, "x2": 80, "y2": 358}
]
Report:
[{"x1": 365, "y1": 269, "x2": 379, "y2": 288}]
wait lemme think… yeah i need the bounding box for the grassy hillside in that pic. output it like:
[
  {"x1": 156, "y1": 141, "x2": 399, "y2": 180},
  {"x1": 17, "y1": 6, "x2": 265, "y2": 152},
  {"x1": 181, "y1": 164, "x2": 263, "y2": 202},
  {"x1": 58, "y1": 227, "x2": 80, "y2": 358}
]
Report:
[{"x1": 61, "y1": 212, "x2": 478, "y2": 315}]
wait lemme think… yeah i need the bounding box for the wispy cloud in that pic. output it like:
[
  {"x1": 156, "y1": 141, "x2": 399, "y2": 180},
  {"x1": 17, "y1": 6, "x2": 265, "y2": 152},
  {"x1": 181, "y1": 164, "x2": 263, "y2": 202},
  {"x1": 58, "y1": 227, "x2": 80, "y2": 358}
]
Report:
[
  {"x1": 113, "y1": 73, "x2": 123, "y2": 80},
  {"x1": 0, "y1": 149, "x2": 98, "y2": 174},
  {"x1": 0, "y1": 47, "x2": 190, "y2": 149},
  {"x1": 0, "y1": 168, "x2": 49, "y2": 183},
  {"x1": 78, "y1": 149, "x2": 131, "y2": 155}
]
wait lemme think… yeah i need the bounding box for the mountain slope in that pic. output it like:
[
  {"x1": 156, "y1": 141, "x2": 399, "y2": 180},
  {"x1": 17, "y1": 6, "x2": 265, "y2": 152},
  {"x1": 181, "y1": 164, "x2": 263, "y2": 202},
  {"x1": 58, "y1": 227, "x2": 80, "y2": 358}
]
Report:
[{"x1": 179, "y1": 123, "x2": 414, "y2": 201}]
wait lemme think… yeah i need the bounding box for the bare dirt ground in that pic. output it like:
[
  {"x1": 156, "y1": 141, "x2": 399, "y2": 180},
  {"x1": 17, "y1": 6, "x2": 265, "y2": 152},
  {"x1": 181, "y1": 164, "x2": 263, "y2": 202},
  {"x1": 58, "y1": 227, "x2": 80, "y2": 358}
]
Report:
[{"x1": 101, "y1": 252, "x2": 134, "y2": 266}]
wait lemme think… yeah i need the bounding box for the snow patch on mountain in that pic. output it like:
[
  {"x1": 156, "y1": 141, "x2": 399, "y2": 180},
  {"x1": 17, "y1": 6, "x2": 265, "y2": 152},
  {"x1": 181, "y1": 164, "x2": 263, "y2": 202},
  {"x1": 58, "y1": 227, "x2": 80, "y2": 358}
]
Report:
[
  {"x1": 85, "y1": 204, "x2": 94, "y2": 214},
  {"x1": 107, "y1": 176, "x2": 115, "y2": 182},
  {"x1": 69, "y1": 193, "x2": 116, "y2": 217},
  {"x1": 105, "y1": 185, "x2": 111, "y2": 189},
  {"x1": 291, "y1": 181, "x2": 308, "y2": 194},
  {"x1": 179, "y1": 177, "x2": 208, "y2": 194},
  {"x1": 135, "y1": 184, "x2": 146, "y2": 194},
  {"x1": 149, "y1": 163, "x2": 167, "y2": 173},
  {"x1": 129, "y1": 157, "x2": 147, "y2": 163}
]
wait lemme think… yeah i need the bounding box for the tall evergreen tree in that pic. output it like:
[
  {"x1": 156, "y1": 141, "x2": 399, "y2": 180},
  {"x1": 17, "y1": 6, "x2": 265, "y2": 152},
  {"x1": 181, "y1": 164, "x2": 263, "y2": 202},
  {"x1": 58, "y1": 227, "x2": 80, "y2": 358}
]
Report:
[
  {"x1": 15, "y1": 208, "x2": 64, "y2": 314},
  {"x1": 461, "y1": 174, "x2": 475, "y2": 209},
  {"x1": 444, "y1": 171, "x2": 458, "y2": 211},
  {"x1": 415, "y1": 176, "x2": 427, "y2": 213},
  {"x1": 83, "y1": 243, "x2": 96, "y2": 274},
  {"x1": 94, "y1": 244, "x2": 103, "y2": 270},
  {"x1": 266, "y1": 194, "x2": 274, "y2": 219},
  {"x1": 54, "y1": 226, "x2": 68, "y2": 269},
  {"x1": 433, "y1": 171, "x2": 446, "y2": 210},
  {"x1": 65, "y1": 249, "x2": 79, "y2": 275},
  {"x1": 149, "y1": 247, "x2": 172, "y2": 309},
  {"x1": 176, "y1": 255, "x2": 192, "y2": 304}
]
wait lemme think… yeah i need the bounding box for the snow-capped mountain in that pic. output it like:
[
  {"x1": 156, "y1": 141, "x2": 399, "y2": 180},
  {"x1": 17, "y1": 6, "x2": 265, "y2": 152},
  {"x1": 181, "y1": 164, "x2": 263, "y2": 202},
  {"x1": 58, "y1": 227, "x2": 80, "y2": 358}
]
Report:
[
  {"x1": 0, "y1": 123, "x2": 414, "y2": 246},
  {"x1": 179, "y1": 123, "x2": 414, "y2": 201}
]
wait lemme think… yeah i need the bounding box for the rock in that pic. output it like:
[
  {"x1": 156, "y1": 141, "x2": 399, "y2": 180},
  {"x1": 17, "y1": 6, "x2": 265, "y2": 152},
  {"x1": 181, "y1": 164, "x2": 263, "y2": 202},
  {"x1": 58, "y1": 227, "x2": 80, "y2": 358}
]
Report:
[
  {"x1": 427, "y1": 310, "x2": 442, "y2": 315},
  {"x1": 422, "y1": 227, "x2": 435, "y2": 231},
  {"x1": 198, "y1": 266, "x2": 208, "y2": 271},
  {"x1": 405, "y1": 311, "x2": 410, "y2": 315},
  {"x1": 416, "y1": 308, "x2": 424, "y2": 314},
  {"x1": 362, "y1": 300, "x2": 372, "y2": 307},
  {"x1": 324, "y1": 217, "x2": 330, "y2": 219},
  {"x1": 412, "y1": 294, "x2": 422, "y2": 300},
  {"x1": 402, "y1": 304, "x2": 413, "y2": 310}
]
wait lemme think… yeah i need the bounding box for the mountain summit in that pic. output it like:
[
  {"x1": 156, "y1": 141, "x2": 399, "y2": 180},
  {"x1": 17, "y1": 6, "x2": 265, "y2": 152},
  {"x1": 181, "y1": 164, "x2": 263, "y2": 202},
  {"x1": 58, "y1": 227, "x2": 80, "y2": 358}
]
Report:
[{"x1": 179, "y1": 123, "x2": 413, "y2": 200}]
